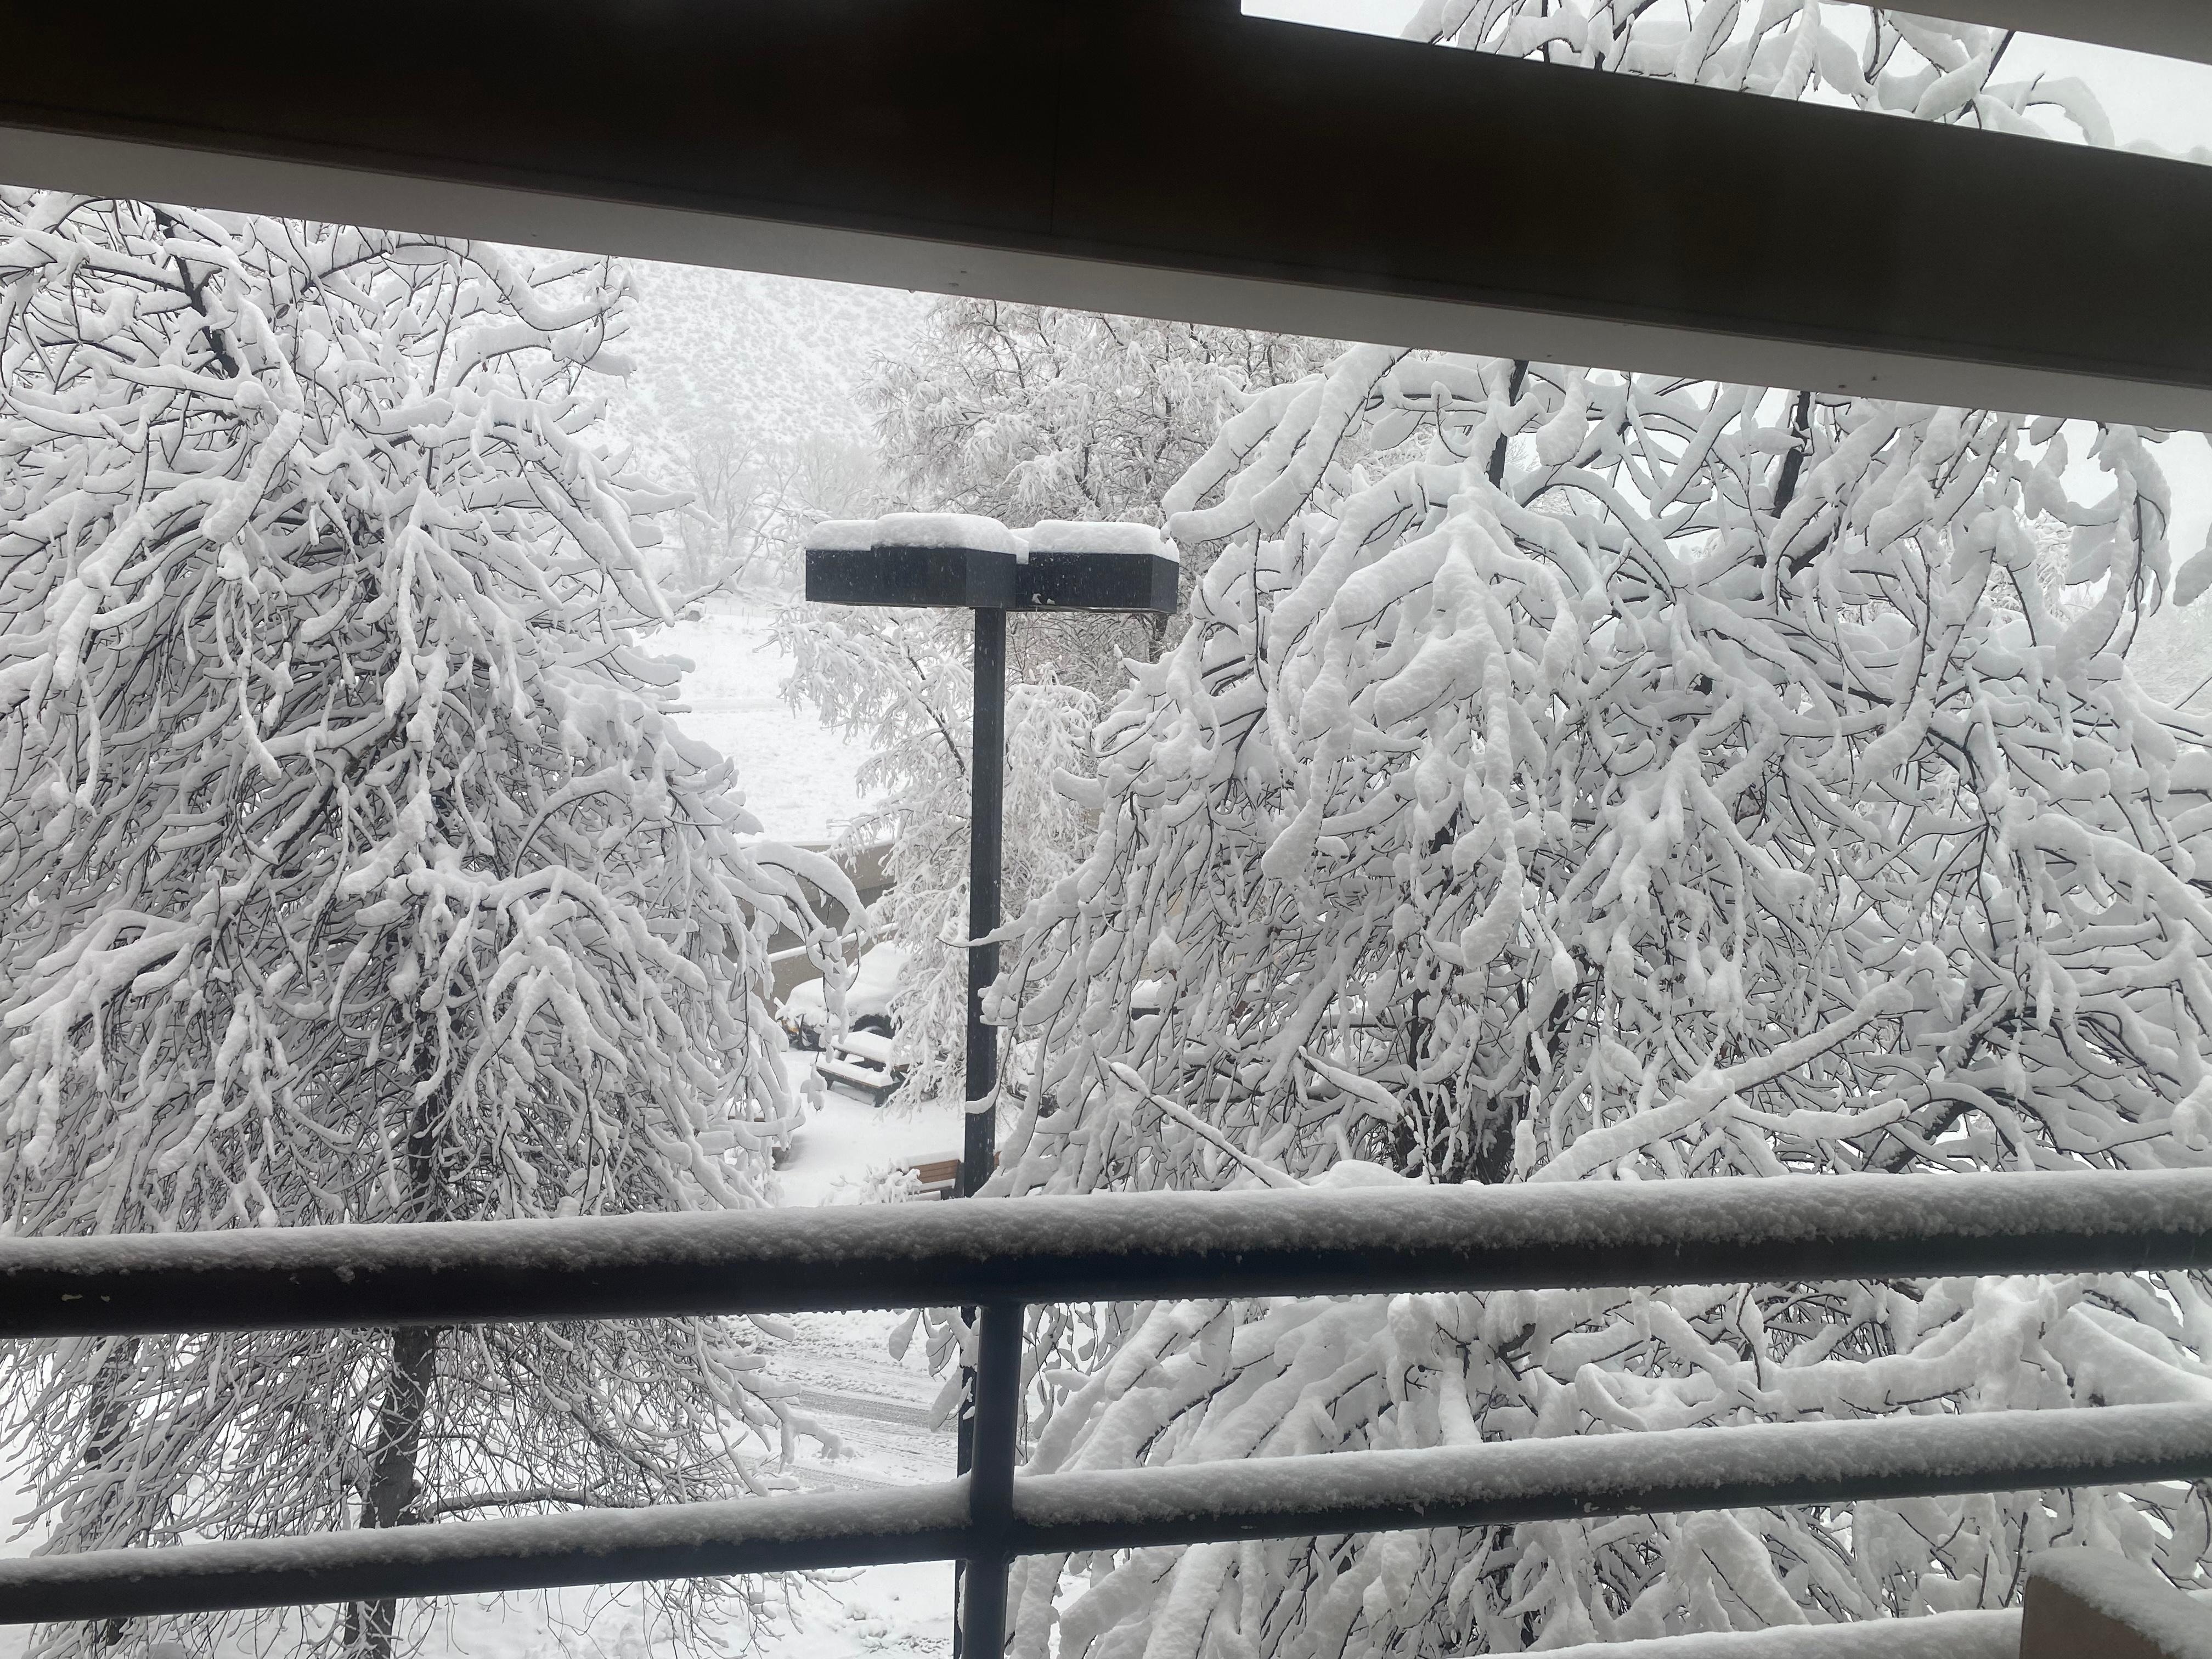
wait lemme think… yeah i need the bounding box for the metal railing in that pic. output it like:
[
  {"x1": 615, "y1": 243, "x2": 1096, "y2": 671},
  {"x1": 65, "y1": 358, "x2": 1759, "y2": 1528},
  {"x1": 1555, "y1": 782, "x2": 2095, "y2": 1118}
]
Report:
[{"x1": 3, "y1": 1170, "x2": 2211, "y2": 1654}]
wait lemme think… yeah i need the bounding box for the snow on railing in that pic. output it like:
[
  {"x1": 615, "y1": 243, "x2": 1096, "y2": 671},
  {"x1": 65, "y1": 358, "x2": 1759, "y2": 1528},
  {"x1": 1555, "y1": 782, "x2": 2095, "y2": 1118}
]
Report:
[
  {"x1": 1507, "y1": 1609, "x2": 2022, "y2": 1659},
  {"x1": 2, "y1": 1171, "x2": 2209, "y2": 1656},
  {"x1": 3, "y1": 1169, "x2": 2208, "y2": 1337},
  {"x1": 1, "y1": 1404, "x2": 2205, "y2": 1627}
]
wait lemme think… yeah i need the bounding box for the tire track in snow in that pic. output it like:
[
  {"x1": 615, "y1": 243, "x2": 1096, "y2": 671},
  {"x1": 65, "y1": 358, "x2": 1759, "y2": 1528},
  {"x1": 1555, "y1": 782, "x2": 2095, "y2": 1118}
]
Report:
[{"x1": 788, "y1": 1387, "x2": 946, "y2": 1432}]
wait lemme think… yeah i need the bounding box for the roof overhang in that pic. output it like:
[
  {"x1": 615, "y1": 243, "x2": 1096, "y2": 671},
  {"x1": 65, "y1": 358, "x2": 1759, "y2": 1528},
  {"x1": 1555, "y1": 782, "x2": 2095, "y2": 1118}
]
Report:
[{"x1": 1, "y1": 0, "x2": 2205, "y2": 425}]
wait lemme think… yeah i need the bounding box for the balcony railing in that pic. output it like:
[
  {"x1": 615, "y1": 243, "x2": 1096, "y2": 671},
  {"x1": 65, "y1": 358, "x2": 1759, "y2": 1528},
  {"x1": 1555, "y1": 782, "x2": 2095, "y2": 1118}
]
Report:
[{"x1": 1, "y1": 1169, "x2": 2210, "y2": 1655}]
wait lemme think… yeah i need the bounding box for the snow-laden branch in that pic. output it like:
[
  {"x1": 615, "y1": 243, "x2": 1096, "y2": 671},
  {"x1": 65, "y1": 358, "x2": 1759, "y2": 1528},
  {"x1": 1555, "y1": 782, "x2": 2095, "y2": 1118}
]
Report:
[
  {"x1": 982, "y1": 7, "x2": 2212, "y2": 1648},
  {"x1": 0, "y1": 193, "x2": 842, "y2": 1655}
]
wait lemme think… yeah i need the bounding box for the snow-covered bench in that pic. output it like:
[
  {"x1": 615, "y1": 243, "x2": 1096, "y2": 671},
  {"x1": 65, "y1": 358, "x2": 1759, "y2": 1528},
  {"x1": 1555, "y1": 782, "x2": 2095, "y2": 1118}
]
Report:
[
  {"x1": 816, "y1": 1028, "x2": 904, "y2": 1105},
  {"x1": 900, "y1": 1153, "x2": 962, "y2": 1200}
]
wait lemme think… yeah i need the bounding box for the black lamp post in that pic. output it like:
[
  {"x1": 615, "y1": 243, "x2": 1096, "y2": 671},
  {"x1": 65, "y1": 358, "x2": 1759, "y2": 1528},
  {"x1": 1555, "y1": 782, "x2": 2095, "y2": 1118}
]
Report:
[
  {"x1": 804, "y1": 514, "x2": 1178, "y2": 1188},
  {"x1": 804, "y1": 513, "x2": 1177, "y2": 1657}
]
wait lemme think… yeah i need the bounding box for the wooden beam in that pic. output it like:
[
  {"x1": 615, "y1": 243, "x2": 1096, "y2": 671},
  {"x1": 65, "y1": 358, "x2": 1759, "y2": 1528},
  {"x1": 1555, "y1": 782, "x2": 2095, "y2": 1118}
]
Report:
[{"x1": 1, "y1": 1, "x2": 2207, "y2": 424}]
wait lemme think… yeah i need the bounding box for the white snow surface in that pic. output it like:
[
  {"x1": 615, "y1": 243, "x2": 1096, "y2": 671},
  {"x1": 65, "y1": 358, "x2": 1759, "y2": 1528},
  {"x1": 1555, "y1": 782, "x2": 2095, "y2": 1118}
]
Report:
[
  {"x1": 1457, "y1": 1609, "x2": 2021, "y2": 1659},
  {"x1": 1026, "y1": 519, "x2": 1180, "y2": 562},
  {"x1": 806, "y1": 513, "x2": 1023, "y2": 556},
  {"x1": 10, "y1": 1169, "x2": 2207, "y2": 1301},
  {"x1": 2030, "y1": 1549, "x2": 2212, "y2": 1657},
  {"x1": 656, "y1": 608, "x2": 874, "y2": 844},
  {"x1": 804, "y1": 514, "x2": 1174, "y2": 562},
  {"x1": 777, "y1": 943, "x2": 911, "y2": 1036},
  {"x1": 774, "y1": 1051, "x2": 966, "y2": 1211},
  {"x1": 1014, "y1": 1402, "x2": 2212, "y2": 1530}
]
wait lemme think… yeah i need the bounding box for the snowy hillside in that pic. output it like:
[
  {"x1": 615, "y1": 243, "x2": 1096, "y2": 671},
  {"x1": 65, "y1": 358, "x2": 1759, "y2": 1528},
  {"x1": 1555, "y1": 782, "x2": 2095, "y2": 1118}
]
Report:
[{"x1": 608, "y1": 262, "x2": 928, "y2": 482}]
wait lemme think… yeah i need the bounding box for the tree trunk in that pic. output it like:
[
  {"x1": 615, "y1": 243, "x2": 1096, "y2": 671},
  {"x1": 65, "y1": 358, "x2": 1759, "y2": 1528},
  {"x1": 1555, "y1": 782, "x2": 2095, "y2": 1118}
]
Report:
[
  {"x1": 345, "y1": 1325, "x2": 440, "y2": 1659},
  {"x1": 82, "y1": 1337, "x2": 142, "y2": 1651},
  {"x1": 347, "y1": 1057, "x2": 447, "y2": 1659}
]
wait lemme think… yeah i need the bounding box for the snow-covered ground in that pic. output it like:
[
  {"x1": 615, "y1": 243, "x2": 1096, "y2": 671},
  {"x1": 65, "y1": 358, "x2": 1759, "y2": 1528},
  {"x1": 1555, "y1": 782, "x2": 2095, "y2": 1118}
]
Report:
[
  {"x1": 655, "y1": 608, "x2": 877, "y2": 846},
  {"x1": 397, "y1": 1289, "x2": 965, "y2": 1659},
  {"x1": 777, "y1": 1071, "x2": 966, "y2": 1212},
  {"x1": 376, "y1": 1058, "x2": 971, "y2": 1658}
]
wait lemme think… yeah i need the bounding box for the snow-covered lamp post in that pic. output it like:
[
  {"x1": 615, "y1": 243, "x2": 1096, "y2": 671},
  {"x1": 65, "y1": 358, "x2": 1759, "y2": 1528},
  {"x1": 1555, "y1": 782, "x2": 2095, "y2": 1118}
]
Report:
[
  {"x1": 805, "y1": 515, "x2": 1176, "y2": 1655},
  {"x1": 804, "y1": 514, "x2": 1178, "y2": 1193}
]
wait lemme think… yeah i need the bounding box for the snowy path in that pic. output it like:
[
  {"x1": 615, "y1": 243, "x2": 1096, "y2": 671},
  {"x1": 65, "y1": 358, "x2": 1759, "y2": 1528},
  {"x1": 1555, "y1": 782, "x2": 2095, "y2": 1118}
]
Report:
[
  {"x1": 776, "y1": 1076, "x2": 967, "y2": 1210},
  {"x1": 788, "y1": 1389, "x2": 940, "y2": 1432},
  {"x1": 656, "y1": 607, "x2": 876, "y2": 845},
  {"x1": 436, "y1": 1076, "x2": 975, "y2": 1657},
  {"x1": 401, "y1": 1019, "x2": 972, "y2": 1652},
  {"x1": 778, "y1": 1310, "x2": 957, "y2": 1494}
]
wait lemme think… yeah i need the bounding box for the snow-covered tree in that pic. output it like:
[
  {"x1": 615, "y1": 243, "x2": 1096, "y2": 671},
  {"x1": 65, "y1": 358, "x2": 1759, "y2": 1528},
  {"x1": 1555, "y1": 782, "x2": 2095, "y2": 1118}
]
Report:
[
  {"x1": 874, "y1": 301, "x2": 1334, "y2": 696},
  {"x1": 663, "y1": 423, "x2": 787, "y2": 595},
  {"x1": 986, "y1": 9, "x2": 2212, "y2": 1652},
  {"x1": 780, "y1": 306, "x2": 1331, "y2": 1104},
  {"x1": 2119, "y1": 506, "x2": 2212, "y2": 706},
  {"x1": 665, "y1": 426, "x2": 884, "y2": 600},
  {"x1": 777, "y1": 602, "x2": 1096, "y2": 1108},
  {"x1": 0, "y1": 194, "x2": 851, "y2": 1658}
]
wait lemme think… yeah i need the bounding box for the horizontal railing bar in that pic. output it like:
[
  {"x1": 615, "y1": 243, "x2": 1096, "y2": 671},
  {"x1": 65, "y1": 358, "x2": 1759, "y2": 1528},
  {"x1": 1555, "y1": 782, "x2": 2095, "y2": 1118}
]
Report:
[
  {"x1": 1009, "y1": 1401, "x2": 2212, "y2": 1553},
  {"x1": 1520, "y1": 1607, "x2": 2022, "y2": 1659},
  {"x1": 0, "y1": 1485, "x2": 973, "y2": 1624},
  {"x1": 2, "y1": 1404, "x2": 2204, "y2": 1624},
  {"x1": 2, "y1": 1171, "x2": 2208, "y2": 1336}
]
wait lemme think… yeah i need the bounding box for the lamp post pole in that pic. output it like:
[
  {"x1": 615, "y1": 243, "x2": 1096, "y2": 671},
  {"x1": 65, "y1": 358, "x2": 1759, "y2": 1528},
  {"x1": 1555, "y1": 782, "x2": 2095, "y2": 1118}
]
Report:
[
  {"x1": 963, "y1": 606, "x2": 1006, "y2": 1198},
  {"x1": 803, "y1": 515, "x2": 1178, "y2": 1659},
  {"x1": 953, "y1": 606, "x2": 1006, "y2": 1657}
]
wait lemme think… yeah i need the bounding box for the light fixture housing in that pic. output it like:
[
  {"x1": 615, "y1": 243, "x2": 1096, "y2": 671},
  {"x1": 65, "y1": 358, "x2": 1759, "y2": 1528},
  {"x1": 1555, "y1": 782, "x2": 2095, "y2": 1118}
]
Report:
[{"x1": 804, "y1": 515, "x2": 1178, "y2": 615}]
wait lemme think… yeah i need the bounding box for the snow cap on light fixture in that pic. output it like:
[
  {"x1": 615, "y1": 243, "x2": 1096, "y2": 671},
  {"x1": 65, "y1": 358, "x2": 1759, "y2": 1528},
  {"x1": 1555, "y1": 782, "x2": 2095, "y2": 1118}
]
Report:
[{"x1": 803, "y1": 514, "x2": 1178, "y2": 614}]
